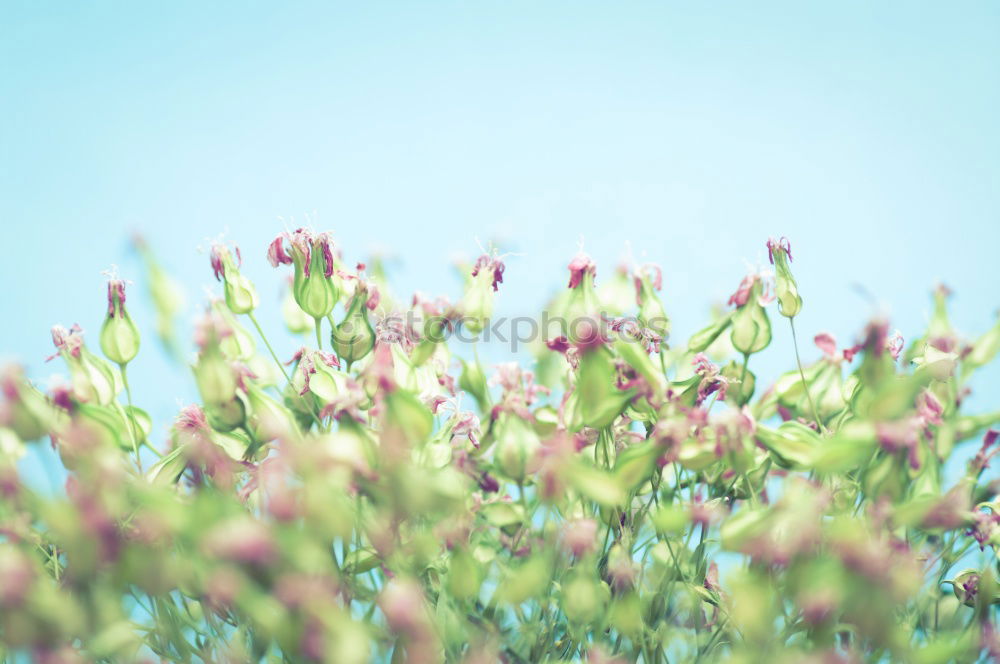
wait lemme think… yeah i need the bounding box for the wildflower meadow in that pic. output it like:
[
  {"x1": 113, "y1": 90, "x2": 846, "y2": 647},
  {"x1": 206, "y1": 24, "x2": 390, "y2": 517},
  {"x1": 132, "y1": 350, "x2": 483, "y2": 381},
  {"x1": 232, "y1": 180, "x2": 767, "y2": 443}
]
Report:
[{"x1": 0, "y1": 230, "x2": 998, "y2": 663}]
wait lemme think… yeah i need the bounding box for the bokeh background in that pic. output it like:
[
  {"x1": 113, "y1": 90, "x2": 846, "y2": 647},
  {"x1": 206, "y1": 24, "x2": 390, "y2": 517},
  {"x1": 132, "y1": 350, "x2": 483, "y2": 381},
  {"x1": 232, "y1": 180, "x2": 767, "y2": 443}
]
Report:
[{"x1": 3, "y1": 2, "x2": 999, "y2": 471}]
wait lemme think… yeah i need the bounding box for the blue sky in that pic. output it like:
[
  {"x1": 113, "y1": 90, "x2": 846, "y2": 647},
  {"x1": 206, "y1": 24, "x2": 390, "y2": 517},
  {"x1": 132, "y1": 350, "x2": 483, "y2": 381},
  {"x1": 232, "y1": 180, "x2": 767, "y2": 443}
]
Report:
[{"x1": 2, "y1": 2, "x2": 999, "y2": 436}]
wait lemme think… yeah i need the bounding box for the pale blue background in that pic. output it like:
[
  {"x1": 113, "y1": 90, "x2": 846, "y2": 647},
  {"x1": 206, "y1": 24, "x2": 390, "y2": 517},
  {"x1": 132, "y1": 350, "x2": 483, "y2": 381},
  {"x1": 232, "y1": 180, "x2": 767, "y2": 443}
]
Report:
[{"x1": 2, "y1": 2, "x2": 999, "y2": 451}]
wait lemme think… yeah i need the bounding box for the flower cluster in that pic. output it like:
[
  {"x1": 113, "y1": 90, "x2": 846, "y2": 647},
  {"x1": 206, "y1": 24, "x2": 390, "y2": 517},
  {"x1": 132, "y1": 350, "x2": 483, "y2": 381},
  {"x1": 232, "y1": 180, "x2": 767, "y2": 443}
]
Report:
[{"x1": 0, "y1": 233, "x2": 997, "y2": 663}]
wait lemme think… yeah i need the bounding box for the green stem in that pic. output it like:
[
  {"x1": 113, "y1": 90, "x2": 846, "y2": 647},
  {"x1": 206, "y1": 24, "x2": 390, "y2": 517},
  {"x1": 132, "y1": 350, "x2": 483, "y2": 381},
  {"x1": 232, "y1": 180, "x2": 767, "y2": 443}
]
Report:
[
  {"x1": 314, "y1": 317, "x2": 324, "y2": 350},
  {"x1": 248, "y1": 312, "x2": 292, "y2": 384},
  {"x1": 738, "y1": 351, "x2": 750, "y2": 406},
  {"x1": 789, "y1": 317, "x2": 825, "y2": 433},
  {"x1": 248, "y1": 311, "x2": 325, "y2": 431},
  {"x1": 119, "y1": 363, "x2": 142, "y2": 471}
]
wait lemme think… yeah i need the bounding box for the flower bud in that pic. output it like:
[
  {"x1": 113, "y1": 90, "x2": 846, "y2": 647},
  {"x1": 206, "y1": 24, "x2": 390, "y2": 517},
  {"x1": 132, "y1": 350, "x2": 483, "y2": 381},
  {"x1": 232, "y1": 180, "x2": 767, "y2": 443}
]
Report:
[
  {"x1": 210, "y1": 300, "x2": 256, "y2": 361},
  {"x1": 100, "y1": 278, "x2": 140, "y2": 365},
  {"x1": 561, "y1": 253, "x2": 602, "y2": 336},
  {"x1": 210, "y1": 243, "x2": 259, "y2": 314},
  {"x1": 493, "y1": 412, "x2": 541, "y2": 480},
  {"x1": 597, "y1": 264, "x2": 635, "y2": 315},
  {"x1": 50, "y1": 325, "x2": 119, "y2": 405},
  {"x1": 569, "y1": 346, "x2": 631, "y2": 431},
  {"x1": 332, "y1": 284, "x2": 376, "y2": 364},
  {"x1": 461, "y1": 253, "x2": 504, "y2": 335},
  {"x1": 561, "y1": 518, "x2": 599, "y2": 558},
  {"x1": 245, "y1": 382, "x2": 300, "y2": 445},
  {"x1": 269, "y1": 229, "x2": 341, "y2": 319},
  {"x1": 730, "y1": 279, "x2": 772, "y2": 355},
  {"x1": 204, "y1": 396, "x2": 247, "y2": 434},
  {"x1": 383, "y1": 388, "x2": 434, "y2": 446},
  {"x1": 194, "y1": 343, "x2": 238, "y2": 405},
  {"x1": 634, "y1": 264, "x2": 670, "y2": 339},
  {"x1": 459, "y1": 357, "x2": 490, "y2": 413},
  {"x1": 561, "y1": 572, "x2": 609, "y2": 624},
  {"x1": 291, "y1": 348, "x2": 344, "y2": 404},
  {"x1": 767, "y1": 237, "x2": 802, "y2": 318},
  {"x1": 926, "y1": 284, "x2": 957, "y2": 352},
  {"x1": 1, "y1": 366, "x2": 57, "y2": 441},
  {"x1": 133, "y1": 235, "x2": 185, "y2": 357},
  {"x1": 446, "y1": 547, "x2": 484, "y2": 600}
]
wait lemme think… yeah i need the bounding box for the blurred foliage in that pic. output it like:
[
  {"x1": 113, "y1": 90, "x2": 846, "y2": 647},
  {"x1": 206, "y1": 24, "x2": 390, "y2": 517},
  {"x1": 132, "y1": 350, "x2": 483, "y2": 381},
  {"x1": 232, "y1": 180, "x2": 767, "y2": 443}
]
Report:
[{"x1": 0, "y1": 233, "x2": 998, "y2": 663}]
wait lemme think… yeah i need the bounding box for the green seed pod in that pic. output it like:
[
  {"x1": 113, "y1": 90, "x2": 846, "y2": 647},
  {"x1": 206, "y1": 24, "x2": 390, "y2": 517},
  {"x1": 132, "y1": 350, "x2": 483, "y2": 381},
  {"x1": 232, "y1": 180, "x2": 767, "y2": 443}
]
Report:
[
  {"x1": 561, "y1": 572, "x2": 608, "y2": 624},
  {"x1": 461, "y1": 253, "x2": 504, "y2": 335},
  {"x1": 245, "y1": 382, "x2": 300, "y2": 444},
  {"x1": 571, "y1": 346, "x2": 632, "y2": 431},
  {"x1": 281, "y1": 281, "x2": 314, "y2": 335},
  {"x1": 210, "y1": 243, "x2": 259, "y2": 315},
  {"x1": 634, "y1": 264, "x2": 670, "y2": 339},
  {"x1": 51, "y1": 326, "x2": 119, "y2": 405},
  {"x1": 292, "y1": 349, "x2": 344, "y2": 404},
  {"x1": 133, "y1": 235, "x2": 185, "y2": 357},
  {"x1": 194, "y1": 344, "x2": 238, "y2": 405},
  {"x1": 1, "y1": 366, "x2": 58, "y2": 441},
  {"x1": 459, "y1": 357, "x2": 490, "y2": 413},
  {"x1": 211, "y1": 300, "x2": 256, "y2": 361},
  {"x1": 493, "y1": 412, "x2": 541, "y2": 480},
  {"x1": 295, "y1": 254, "x2": 339, "y2": 319},
  {"x1": 767, "y1": 237, "x2": 802, "y2": 318},
  {"x1": 332, "y1": 286, "x2": 376, "y2": 364},
  {"x1": 75, "y1": 348, "x2": 119, "y2": 406},
  {"x1": 100, "y1": 279, "x2": 140, "y2": 366},
  {"x1": 597, "y1": 264, "x2": 636, "y2": 315},
  {"x1": 446, "y1": 547, "x2": 484, "y2": 601},
  {"x1": 269, "y1": 229, "x2": 344, "y2": 319},
  {"x1": 562, "y1": 253, "x2": 602, "y2": 338},
  {"x1": 383, "y1": 388, "x2": 433, "y2": 446},
  {"x1": 204, "y1": 395, "x2": 247, "y2": 433},
  {"x1": 721, "y1": 359, "x2": 756, "y2": 405},
  {"x1": 730, "y1": 281, "x2": 771, "y2": 355}
]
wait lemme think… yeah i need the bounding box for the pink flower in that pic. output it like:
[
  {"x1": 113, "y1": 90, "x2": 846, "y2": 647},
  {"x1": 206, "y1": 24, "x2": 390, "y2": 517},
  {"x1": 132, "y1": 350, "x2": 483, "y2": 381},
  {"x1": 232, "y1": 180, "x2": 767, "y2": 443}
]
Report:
[
  {"x1": 969, "y1": 429, "x2": 999, "y2": 474},
  {"x1": 766, "y1": 236, "x2": 793, "y2": 264},
  {"x1": 632, "y1": 263, "x2": 662, "y2": 303},
  {"x1": 48, "y1": 324, "x2": 84, "y2": 360},
  {"x1": 561, "y1": 518, "x2": 599, "y2": 557},
  {"x1": 203, "y1": 518, "x2": 277, "y2": 566},
  {"x1": 916, "y1": 390, "x2": 943, "y2": 427},
  {"x1": 727, "y1": 274, "x2": 754, "y2": 307},
  {"x1": 692, "y1": 353, "x2": 729, "y2": 406},
  {"x1": 814, "y1": 332, "x2": 838, "y2": 360},
  {"x1": 567, "y1": 252, "x2": 596, "y2": 289},
  {"x1": 546, "y1": 335, "x2": 571, "y2": 353},
  {"x1": 267, "y1": 234, "x2": 293, "y2": 267},
  {"x1": 268, "y1": 228, "x2": 337, "y2": 278},
  {"x1": 876, "y1": 418, "x2": 922, "y2": 469},
  {"x1": 209, "y1": 243, "x2": 241, "y2": 281},
  {"x1": 176, "y1": 404, "x2": 210, "y2": 433},
  {"x1": 106, "y1": 279, "x2": 127, "y2": 318},
  {"x1": 471, "y1": 254, "x2": 505, "y2": 292},
  {"x1": 887, "y1": 330, "x2": 904, "y2": 361}
]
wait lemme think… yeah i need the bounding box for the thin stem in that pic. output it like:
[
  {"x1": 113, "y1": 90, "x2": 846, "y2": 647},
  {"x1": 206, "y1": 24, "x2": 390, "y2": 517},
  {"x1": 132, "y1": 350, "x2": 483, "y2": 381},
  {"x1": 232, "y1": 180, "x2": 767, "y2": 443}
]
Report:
[
  {"x1": 789, "y1": 317, "x2": 825, "y2": 433},
  {"x1": 248, "y1": 312, "x2": 292, "y2": 384},
  {"x1": 248, "y1": 311, "x2": 326, "y2": 431},
  {"x1": 314, "y1": 317, "x2": 324, "y2": 350},
  {"x1": 119, "y1": 363, "x2": 142, "y2": 471},
  {"x1": 738, "y1": 352, "x2": 750, "y2": 406}
]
